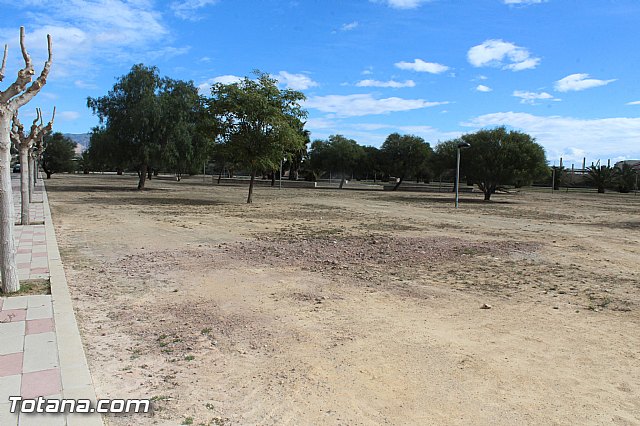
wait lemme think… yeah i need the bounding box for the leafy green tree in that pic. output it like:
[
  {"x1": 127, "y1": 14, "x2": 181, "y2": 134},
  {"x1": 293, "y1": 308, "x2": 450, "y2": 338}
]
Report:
[
  {"x1": 586, "y1": 165, "x2": 615, "y2": 193},
  {"x1": 549, "y1": 166, "x2": 566, "y2": 190},
  {"x1": 615, "y1": 163, "x2": 638, "y2": 193},
  {"x1": 41, "y1": 133, "x2": 76, "y2": 178},
  {"x1": 288, "y1": 127, "x2": 310, "y2": 180},
  {"x1": 357, "y1": 146, "x2": 384, "y2": 182},
  {"x1": 437, "y1": 127, "x2": 547, "y2": 200},
  {"x1": 159, "y1": 79, "x2": 213, "y2": 180},
  {"x1": 76, "y1": 151, "x2": 90, "y2": 174},
  {"x1": 207, "y1": 71, "x2": 307, "y2": 203},
  {"x1": 380, "y1": 133, "x2": 433, "y2": 190},
  {"x1": 88, "y1": 64, "x2": 164, "y2": 189},
  {"x1": 432, "y1": 139, "x2": 458, "y2": 186},
  {"x1": 314, "y1": 135, "x2": 363, "y2": 189},
  {"x1": 306, "y1": 139, "x2": 330, "y2": 181},
  {"x1": 85, "y1": 127, "x2": 125, "y2": 173},
  {"x1": 88, "y1": 65, "x2": 214, "y2": 187}
]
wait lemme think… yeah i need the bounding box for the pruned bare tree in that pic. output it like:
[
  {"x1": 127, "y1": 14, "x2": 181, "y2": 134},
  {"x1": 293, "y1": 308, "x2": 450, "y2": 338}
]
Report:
[
  {"x1": 30, "y1": 107, "x2": 54, "y2": 200},
  {"x1": 0, "y1": 27, "x2": 52, "y2": 294},
  {"x1": 10, "y1": 107, "x2": 55, "y2": 224}
]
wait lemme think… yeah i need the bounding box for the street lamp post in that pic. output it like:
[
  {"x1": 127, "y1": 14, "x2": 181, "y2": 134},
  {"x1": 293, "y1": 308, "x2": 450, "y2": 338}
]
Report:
[
  {"x1": 279, "y1": 157, "x2": 286, "y2": 189},
  {"x1": 455, "y1": 141, "x2": 471, "y2": 209}
]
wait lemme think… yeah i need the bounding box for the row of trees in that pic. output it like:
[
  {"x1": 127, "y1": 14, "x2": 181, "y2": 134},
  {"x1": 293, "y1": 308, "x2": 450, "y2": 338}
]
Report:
[
  {"x1": 85, "y1": 66, "x2": 307, "y2": 203},
  {"x1": 1, "y1": 27, "x2": 53, "y2": 293},
  {"x1": 306, "y1": 127, "x2": 548, "y2": 200},
  {"x1": 307, "y1": 133, "x2": 434, "y2": 190},
  {"x1": 550, "y1": 161, "x2": 639, "y2": 194},
  {"x1": 84, "y1": 63, "x2": 637, "y2": 203},
  {"x1": 86, "y1": 65, "x2": 213, "y2": 189}
]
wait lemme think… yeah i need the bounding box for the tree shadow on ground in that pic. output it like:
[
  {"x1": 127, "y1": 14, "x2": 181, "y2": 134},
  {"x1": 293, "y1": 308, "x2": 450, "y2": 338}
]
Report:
[
  {"x1": 379, "y1": 195, "x2": 514, "y2": 205},
  {"x1": 74, "y1": 196, "x2": 226, "y2": 207},
  {"x1": 45, "y1": 185, "x2": 169, "y2": 193}
]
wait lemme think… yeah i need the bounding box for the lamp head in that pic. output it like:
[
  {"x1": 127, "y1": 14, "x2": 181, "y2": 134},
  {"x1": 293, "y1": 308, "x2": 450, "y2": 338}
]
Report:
[{"x1": 457, "y1": 141, "x2": 471, "y2": 149}]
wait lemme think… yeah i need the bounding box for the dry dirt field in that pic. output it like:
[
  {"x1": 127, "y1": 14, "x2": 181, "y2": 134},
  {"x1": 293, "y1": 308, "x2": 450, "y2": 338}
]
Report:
[{"x1": 46, "y1": 174, "x2": 639, "y2": 426}]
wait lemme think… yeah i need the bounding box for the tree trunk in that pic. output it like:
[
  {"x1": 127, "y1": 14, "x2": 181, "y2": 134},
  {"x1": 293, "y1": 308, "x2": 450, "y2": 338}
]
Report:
[
  {"x1": 393, "y1": 176, "x2": 404, "y2": 191},
  {"x1": 271, "y1": 172, "x2": 275, "y2": 187},
  {"x1": 147, "y1": 168, "x2": 153, "y2": 180},
  {"x1": 138, "y1": 164, "x2": 147, "y2": 190},
  {"x1": 247, "y1": 169, "x2": 256, "y2": 204},
  {"x1": 45, "y1": 171, "x2": 52, "y2": 179},
  {"x1": 29, "y1": 156, "x2": 35, "y2": 202},
  {"x1": 339, "y1": 177, "x2": 346, "y2": 189},
  {"x1": 117, "y1": 169, "x2": 123, "y2": 175},
  {"x1": 217, "y1": 169, "x2": 222, "y2": 184},
  {"x1": 0, "y1": 116, "x2": 20, "y2": 293},
  {"x1": 19, "y1": 146, "x2": 30, "y2": 225},
  {"x1": 33, "y1": 157, "x2": 38, "y2": 184},
  {"x1": 483, "y1": 185, "x2": 494, "y2": 201}
]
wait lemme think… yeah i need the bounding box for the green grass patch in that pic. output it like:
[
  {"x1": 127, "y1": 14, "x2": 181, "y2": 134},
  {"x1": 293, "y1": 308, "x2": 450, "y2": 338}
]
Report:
[{"x1": 1, "y1": 279, "x2": 51, "y2": 296}]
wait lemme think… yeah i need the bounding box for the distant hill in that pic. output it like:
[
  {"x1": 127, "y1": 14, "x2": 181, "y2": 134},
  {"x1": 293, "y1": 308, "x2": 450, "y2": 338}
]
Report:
[{"x1": 64, "y1": 133, "x2": 90, "y2": 154}]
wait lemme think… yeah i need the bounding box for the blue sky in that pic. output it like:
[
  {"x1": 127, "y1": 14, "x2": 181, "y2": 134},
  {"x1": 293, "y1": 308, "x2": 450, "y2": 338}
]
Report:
[{"x1": 2, "y1": 0, "x2": 640, "y2": 165}]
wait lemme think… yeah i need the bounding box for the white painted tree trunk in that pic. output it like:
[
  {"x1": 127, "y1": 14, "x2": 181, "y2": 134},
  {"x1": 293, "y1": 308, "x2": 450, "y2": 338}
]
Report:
[
  {"x1": 19, "y1": 145, "x2": 29, "y2": 225},
  {"x1": 28, "y1": 155, "x2": 34, "y2": 202},
  {"x1": 0, "y1": 114, "x2": 19, "y2": 293},
  {"x1": 0, "y1": 27, "x2": 52, "y2": 293}
]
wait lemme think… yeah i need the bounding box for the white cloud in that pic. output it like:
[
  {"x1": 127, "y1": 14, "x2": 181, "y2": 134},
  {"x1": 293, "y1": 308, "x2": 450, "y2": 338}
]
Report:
[
  {"x1": 212, "y1": 75, "x2": 243, "y2": 84},
  {"x1": 197, "y1": 75, "x2": 243, "y2": 94},
  {"x1": 341, "y1": 21, "x2": 359, "y2": 31},
  {"x1": 356, "y1": 79, "x2": 416, "y2": 88},
  {"x1": 554, "y1": 73, "x2": 616, "y2": 92},
  {"x1": 59, "y1": 110, "x2": 80, "y2": 121},
  {"x1": 394, "y1": 59, "x2": 449, "y2": 74},
  {"x1": 463, "y1": 112, "x2": 640, "y2": 162},
  {"x1": 304, "y1": 94, "x2": 448, "y2": 117},
  {"x1": 171, "y1": 0, "x2": 219, "y2": 20},
  {"x1": 372, "y1": 0, "x2": 429, "y2": 9},
  {"x1": 74, "y1": 80, "x2": 97, "y2": 90},
  {"x1": 467, "y1": 39, "x2": 540, "y2": 71},
  {"x1": 273, "y1": 71, "x2": 318, "y2": 90},
  {"x1": 513, "y1": 90, "x2": 560, "y2": 105},
  {"x1": 0, "y1": 1, "x2": 183, "y2": 78},
  {"x1": 361, "y1": 67, "x2": 374, "y2": 75},
  {"x1": 476, "y1": 85, "x2": 492, "y2": 92},
  {"x1": 626, "y1": 101, "x2": 640, "y2": 105}
]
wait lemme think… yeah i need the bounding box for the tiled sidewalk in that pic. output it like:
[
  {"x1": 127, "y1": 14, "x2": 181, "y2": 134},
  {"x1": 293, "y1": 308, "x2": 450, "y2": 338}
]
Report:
[
  {"x1": 12, "y1": 175, "x2": 45, "y2": 224},
  {"x1": 1, "y1": 176, "x2": 103, "y2": 426},
  {"x1": 0, "y1": 296, "x2": 62, "y2": 426},
  {"x1": 14, "y1": 226, "x2": 49, "y2": 281}
]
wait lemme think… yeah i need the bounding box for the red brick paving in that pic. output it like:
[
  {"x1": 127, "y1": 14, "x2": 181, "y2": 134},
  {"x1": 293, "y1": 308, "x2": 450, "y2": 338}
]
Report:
[{"x1": 0, "y1": 352, "x2": 23, "y2": 377}]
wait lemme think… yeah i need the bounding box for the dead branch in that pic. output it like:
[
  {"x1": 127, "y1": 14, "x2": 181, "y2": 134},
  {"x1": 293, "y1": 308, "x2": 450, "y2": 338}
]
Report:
[
  {"x1": 10, "y1": 111, "x2": 23, "y2": 149},
  {"x1": 1, "y1": 28, "x2": 52, "y2": 108},
  {"x1": 0, "y1": 44, "x2": 7, "y2": 82},
  {"x1": 35, "y1": 106, "x2": 55, "y2": 150}
]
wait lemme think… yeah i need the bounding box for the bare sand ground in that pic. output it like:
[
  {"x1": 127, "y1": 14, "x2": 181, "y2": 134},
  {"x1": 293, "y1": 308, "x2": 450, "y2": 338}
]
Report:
[{"x1": 46, "y1": 174, "x2": 639, "y2": 426}]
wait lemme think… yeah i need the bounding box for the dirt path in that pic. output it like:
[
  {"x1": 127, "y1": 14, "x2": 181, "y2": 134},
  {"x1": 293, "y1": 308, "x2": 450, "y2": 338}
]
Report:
[{"x1": 46, "y1": 174, "x2": 640, "y2": 425}]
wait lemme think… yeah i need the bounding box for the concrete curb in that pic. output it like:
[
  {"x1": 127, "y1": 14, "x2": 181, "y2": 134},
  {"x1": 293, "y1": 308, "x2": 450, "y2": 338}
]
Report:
[{"x1": 42, "y1": 183, "x2": 104, "y2": 426}]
